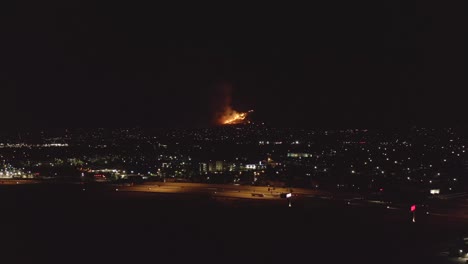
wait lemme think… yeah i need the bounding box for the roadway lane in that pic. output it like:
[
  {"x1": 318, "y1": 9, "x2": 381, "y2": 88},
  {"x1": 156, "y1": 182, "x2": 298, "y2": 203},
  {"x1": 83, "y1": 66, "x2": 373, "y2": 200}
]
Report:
[
  {"x1": 0, "y1": 179, "x2": 41, "y2": 185},
  {"x1": 113, "y1": 182, "x2": 332, "y2": 200}
]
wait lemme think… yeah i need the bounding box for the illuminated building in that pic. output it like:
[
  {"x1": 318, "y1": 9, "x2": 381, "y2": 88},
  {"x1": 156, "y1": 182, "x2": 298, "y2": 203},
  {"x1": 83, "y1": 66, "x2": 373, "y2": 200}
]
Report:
[
  {"x1": 208, "y1": 161, "x2": 226, "y2": 172},
  {"x1": 199, "y1": 163, "x2": 208, "y2": 174}
]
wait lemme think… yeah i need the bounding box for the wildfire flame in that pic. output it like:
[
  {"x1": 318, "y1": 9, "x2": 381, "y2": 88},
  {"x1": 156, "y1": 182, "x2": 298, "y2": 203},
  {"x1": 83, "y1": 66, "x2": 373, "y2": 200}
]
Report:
[
  {"x1": 220, "y1": 109, "x2": 253, "y2": 125},
  {"x1": 213, "y1": 83, "x2": 253, "y2": 125}
]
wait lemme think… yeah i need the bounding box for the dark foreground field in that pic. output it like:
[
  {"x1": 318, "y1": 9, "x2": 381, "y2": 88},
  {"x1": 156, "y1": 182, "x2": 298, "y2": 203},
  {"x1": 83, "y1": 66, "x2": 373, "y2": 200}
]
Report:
[{"x1": 0, "y1": 184, "x2": 466, "y2": 264}]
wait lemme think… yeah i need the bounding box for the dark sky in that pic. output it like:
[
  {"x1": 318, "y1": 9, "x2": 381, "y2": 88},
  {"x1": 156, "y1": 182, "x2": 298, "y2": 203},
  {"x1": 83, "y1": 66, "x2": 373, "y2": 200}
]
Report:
[{"x1": 1, "y1": 1, "x2": 465, "y2": 129}]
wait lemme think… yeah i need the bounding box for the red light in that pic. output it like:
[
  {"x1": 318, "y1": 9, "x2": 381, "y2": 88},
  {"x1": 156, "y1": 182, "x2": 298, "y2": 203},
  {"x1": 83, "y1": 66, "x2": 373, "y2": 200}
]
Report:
[
  {"x1": 379, "y1": 188, "x2": 384, "y2": 192},
  {"x1": 411, "y1": 205, "x2": 416, "y2": 212}
]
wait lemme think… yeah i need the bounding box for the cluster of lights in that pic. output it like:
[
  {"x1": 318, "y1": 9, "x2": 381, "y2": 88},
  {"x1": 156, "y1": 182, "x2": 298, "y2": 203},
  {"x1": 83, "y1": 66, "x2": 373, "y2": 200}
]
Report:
[{"x1": 0, "y1": 143, "x2": 68, "y2": 148}]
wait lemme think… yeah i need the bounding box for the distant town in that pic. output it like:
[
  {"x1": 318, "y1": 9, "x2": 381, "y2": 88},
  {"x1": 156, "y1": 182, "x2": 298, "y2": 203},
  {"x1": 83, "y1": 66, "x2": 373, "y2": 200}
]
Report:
[{"x1": 1, "y1": 125, "x2": 466, "y2": 197}]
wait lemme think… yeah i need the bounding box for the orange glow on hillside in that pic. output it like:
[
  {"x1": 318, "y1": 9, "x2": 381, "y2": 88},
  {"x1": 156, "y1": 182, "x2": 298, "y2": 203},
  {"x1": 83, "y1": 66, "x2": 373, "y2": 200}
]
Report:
[{"x1": 220, "y1": 109, "x2": 253, "y2": 125}]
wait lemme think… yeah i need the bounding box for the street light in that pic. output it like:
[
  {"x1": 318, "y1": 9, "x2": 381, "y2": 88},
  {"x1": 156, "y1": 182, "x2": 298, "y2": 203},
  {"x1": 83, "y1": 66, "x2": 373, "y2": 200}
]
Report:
[
  {"x1": 286, "y1": 193, "x2": 292, "y2": 207},
  {"x1": 411, "y1": 205, "x2": 416, "y2": 222}
]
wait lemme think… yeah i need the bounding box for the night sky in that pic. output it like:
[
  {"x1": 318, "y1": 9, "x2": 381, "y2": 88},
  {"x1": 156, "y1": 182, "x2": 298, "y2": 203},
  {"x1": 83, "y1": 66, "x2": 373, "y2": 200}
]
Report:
[{"x1": 1, "y1": 1, "x2": 465, "y2": 129}]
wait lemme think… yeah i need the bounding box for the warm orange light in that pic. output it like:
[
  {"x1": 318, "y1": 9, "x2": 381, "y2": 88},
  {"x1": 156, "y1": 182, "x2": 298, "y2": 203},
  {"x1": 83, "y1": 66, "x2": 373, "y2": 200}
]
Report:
[{"x1": 220, "y1": 109, "x2": 253, "y2": 125}]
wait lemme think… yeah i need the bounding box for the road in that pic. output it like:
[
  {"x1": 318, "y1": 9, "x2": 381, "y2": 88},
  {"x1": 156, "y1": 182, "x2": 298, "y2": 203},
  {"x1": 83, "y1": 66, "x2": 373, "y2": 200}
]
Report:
[
  {"x1": 112, "y1": 183, "x2": 468, "y2": 221},
  {"x1": 113, "y1": 182, "x2": 332, "y2": 200},
  {"x1": 3, "y1": 178, "x2": 468, "y2": 225},
  {"x1": 0, "y1": 182, "x2": 466, "y2": 264},
  {"x1": 0, "y1": 179, "x2": 41, "y2": 185}
]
